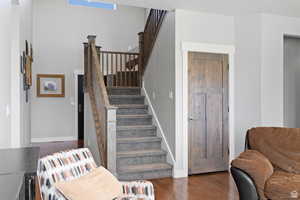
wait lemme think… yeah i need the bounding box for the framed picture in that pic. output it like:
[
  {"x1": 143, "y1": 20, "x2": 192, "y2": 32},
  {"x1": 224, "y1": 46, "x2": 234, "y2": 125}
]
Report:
[{"x1": 37, "y1": 74, "x2": 65, "y2": 97}]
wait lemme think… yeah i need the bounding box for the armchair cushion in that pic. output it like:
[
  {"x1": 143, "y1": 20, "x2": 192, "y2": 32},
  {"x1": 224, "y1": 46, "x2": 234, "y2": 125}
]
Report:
[
  {"x1": 265, "y1": 170, "x2": 300, "y2": 200},
  {"x1": 54, "y1": 167, "x2": 123, "y2": 200},
  {"x1": 231, "y1": 150, "x2": 274, "y2": 200}
]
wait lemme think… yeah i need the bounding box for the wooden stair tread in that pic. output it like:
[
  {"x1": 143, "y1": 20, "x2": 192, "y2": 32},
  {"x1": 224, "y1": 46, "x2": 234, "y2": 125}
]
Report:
[
  {"x1": 117, "y1": 149, "x2": 166, "y2": 158},
  {"x1": 115, "y1": 104, "x2": 147, "y2": 108},
  {"x1": 107, "y1": 87, "x2": 141, "y2": 89},
  {"x1": 118, "y1": 163, "x2": 172, "y2": 174},
  {"x1": 110, "y1": 95, "x2": 143, "y2": 98},
  {"x1": 117, "y1": 125, "x2": 156, "y2": 130},
  {"x1": 117, "y1": 114, "x2": 152, "y2": 118},
  {"x1": 117, "y1": 137, "x2": 161, "y2": 143}
]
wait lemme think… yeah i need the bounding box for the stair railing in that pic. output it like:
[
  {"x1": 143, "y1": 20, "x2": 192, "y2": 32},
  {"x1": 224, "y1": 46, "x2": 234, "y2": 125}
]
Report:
[
  {"x1": 139, "y1": 9, "x2": 167, "y2": 75},
  {"x1": 84, "y1": 35, "x2": 117, "y2": 175},
  {"x1": 98, "y1": 50, "x2": 141, "y2": 87}
]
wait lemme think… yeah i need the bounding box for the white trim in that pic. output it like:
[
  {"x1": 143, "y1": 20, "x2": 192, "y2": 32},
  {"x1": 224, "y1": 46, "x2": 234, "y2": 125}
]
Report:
[
  {"x1": 31, "y1": 136, "x2": 77, "y2": 143},
  {"x1": 142, "y1": 87, "x2": 176, "y2": 166},
  {"x1": 11, "y1": 5, "x2": 21, "y2": 148},
  {"x1": 173, "y1": 169, "x2": 187, "y2": 178},
  {"x1": 176, "y1": 42, "x2": 235, "y2": 178},
  {"x1": 74, "y1": 69, "x2": 84, "y2": 140}
]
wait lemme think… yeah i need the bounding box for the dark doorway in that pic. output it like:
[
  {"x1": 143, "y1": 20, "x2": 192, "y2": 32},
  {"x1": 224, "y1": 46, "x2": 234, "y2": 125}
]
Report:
[{"x1": 78, "y1": 75, "x2": 84, "y2": 140}]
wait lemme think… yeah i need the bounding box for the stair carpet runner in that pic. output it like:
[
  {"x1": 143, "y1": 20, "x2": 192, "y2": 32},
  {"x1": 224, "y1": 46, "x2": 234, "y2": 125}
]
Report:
[{"x1": 107, "y1": 87, "x2": 172, "y2": 181}]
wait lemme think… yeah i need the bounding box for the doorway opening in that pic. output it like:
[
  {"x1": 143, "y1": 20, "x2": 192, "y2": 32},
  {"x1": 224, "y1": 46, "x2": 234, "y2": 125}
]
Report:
[
  {"x1": 77, "y1": 74, "x2": 84, "y2": 140},
  {"x1": 187, "y1": 52, "x2": 229, "y2": 175},
  {"x1": 284, "y1": 36, "x2": 300, "y2": 128}
]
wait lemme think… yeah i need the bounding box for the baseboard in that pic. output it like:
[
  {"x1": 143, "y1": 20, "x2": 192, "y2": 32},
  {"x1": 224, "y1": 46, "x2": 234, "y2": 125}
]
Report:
[
  {"x1": 31, "y1": 136, "x2": 77, "y2": 143},
  {"x1": 173, "y1": 169, "x2": 188, "y2": 178},
  {"x1": 142, "y1": 87, "x2": 176, "y2": 165}
]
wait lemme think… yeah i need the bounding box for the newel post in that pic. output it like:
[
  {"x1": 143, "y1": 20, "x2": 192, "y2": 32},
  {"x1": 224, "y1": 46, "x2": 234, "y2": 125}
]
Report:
[
  {"x1": 85, "y1": 35, "x2": 97, "y2": 91},
  {"x1": 83, "y1": 42, "x2": 89, "y2": 92},
  {"x1": 87, "y1": 35, "x2": 96, "y2": 44},
  {"x1": 138, "y1": 32, "x2": 144, "y2": 86},
  {"x1": 106, "y1": 106, "x2": 117, "y2": 176}
]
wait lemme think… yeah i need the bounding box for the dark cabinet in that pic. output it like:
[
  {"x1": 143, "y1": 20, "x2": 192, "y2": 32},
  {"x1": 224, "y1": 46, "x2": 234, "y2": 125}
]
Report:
[{"x1": 24, "y1": 174, "x2": 36, "y2": 200}]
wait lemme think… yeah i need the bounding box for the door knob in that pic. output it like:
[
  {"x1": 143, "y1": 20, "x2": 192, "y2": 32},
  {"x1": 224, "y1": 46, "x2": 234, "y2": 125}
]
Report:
[{"x1": 188, "y1": 117, "x2": 195, "y2": 121}]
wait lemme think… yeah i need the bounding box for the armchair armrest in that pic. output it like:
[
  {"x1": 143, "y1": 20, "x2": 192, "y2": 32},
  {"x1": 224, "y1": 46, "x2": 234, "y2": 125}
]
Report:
[
  {"x1": 231, "y1": 167, "x2": 259, "y2": 200},
  {"x1": 231, "y1": 150, "x2": 274, "y2": 200}
]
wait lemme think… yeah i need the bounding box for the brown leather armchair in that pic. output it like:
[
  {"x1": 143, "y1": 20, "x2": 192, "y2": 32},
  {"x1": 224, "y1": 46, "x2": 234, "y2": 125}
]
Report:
[{"x1": 231, "y1": 127, "x2": 300, "y2": 200}]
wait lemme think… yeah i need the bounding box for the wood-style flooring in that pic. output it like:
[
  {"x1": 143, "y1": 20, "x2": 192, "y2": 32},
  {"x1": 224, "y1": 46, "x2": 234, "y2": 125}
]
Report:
[{"x1": 33, "y1": 141, "x2": 239, "y2": 200}]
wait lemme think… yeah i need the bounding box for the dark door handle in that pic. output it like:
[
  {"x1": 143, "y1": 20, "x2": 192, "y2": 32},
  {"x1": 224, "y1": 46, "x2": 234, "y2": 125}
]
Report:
[
  {"x1": 78, "y1": 104, "x2": 83, "y2": 112},
  {"x1": 28, "y1": 177, "x2": 32, "y2": 200}
]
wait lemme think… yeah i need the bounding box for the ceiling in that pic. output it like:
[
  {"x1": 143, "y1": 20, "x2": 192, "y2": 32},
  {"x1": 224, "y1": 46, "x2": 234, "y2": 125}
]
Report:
[{"x1": 94, "y1": 0, "x2": 300, "y2": 18}]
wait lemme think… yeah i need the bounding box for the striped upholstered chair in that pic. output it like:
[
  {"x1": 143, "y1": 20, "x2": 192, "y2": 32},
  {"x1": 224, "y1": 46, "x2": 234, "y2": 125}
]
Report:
[{"x1": 37, "y1": 148, "x2": 155, "y2": 200}]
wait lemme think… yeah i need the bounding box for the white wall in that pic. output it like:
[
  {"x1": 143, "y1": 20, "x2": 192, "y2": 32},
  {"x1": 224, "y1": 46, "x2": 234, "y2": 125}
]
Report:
[
  {"x1": 10, "y1": 0, "x2": 33, "y2": 148},
  {"x1": 95, "y1": 0, "x2": 300, "y2": 19},
  {"x1": 174, "y1": 10, "x2": 235, "y2": 176},
  {"x1": 143, "y1": 11, "x2": 176, "y2": 159},
  {"x1": 10, "y1": 4, "x2": 21, "y2": 148},
  {"x1": 0, "y1": 0, "x2": 12, "y2": 148},
  {"x1": 261, "y1": 14, "x2": 300, "y2": 126},
  {"x1": 0, "y1": 0, "x2": 33, "y2": 149},
  {"x1": 283, "y1": 37, "x2": 300, "y2": 128},
  {"x1": 31, "y1": 0, "x2": 145, "y2": 142},
  {"x1": 19, "y1": 0, "x2": 33, "y2": 147},
  {"x1": 234, "y1": 14, "x2": 262, "y2": 154}
]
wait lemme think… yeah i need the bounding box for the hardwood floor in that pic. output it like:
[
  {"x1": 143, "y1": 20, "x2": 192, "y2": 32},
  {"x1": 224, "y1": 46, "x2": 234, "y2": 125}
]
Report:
[
  {"x1": 151, "y1": 173, "x2": 239, "y2": 200},
  {"x1": 33, "y1": 141, "x2": 239, "y2": 200}
]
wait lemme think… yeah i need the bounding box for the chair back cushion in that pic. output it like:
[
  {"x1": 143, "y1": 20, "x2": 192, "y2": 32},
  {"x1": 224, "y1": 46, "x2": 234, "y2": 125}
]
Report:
[
  {"x1": 248, "y1": 127, "x2": 300, "y2": 173},
  {"x1": 37, "y1": 148, "x2": 97, "y2": 200}
]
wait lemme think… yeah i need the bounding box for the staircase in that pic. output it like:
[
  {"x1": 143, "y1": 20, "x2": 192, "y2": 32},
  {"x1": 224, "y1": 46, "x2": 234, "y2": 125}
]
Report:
[
  {"x1": 107, "y1": 87, "x2": 172, "y2": 180},
  {"x1": 84, "y1": 9, "x2": 170, "y2": 181}
]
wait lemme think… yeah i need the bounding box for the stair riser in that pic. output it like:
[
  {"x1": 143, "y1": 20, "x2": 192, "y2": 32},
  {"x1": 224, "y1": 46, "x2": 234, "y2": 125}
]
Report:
[
  {"x1": 117, "y1": 117, "x2": 152, "y2": 126},
  {"x1": 117, "y1": 108, "x2": 148, "y2": 115},
  {"x1": 118, "y1": 169, "x2": 172, "y2": 181},
  {"x1": 117, "y1": 141, "x2": 161, "y2": 151},
  {"x1": 110, "y1": 97, "x2": 144, "y2": 105},
  {"x1": 107, "y1": 88, "x2": 141, "y2": 96},
  {"x1": 117, "y1": 154, "x2": 167, "y2": 167},
  {"x1": 117, "y1": 129, "x2": 156, "y2": 138}
]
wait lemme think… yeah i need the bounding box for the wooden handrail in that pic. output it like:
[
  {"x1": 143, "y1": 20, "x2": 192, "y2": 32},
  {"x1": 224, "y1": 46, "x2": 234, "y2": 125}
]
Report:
[
  {"x1": 84, "y1": 35, "x2": 117, "y2": 174},
  {"x1": 100, "y1": 50, "x2": 139, "y2": 55},
  {"x1": 91, "y1": 43, "x2": 111, "y2": 107},
  {"x1": 139, "y1": 9, "x2": 167, "y2": 75}
]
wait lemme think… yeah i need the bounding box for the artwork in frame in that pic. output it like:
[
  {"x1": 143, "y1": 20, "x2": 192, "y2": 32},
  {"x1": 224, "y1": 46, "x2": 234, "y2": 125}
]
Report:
[{"x1": 37, "y1": 74, "x2": 65, "y2": 97}]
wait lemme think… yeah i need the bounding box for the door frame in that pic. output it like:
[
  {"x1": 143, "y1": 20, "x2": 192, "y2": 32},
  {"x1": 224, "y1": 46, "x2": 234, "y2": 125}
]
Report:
[
  {"x1": 176, "y1": 42, "x2": 235, "y2": 178},
  {"x1": 74, "y1": 70, "x2": 84, "y2": 140}
]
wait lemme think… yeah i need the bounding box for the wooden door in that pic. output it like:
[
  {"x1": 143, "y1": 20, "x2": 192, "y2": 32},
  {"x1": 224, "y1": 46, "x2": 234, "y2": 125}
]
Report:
[{"x1": 188, "y1": 52, "x2": 229, "y2": 175}]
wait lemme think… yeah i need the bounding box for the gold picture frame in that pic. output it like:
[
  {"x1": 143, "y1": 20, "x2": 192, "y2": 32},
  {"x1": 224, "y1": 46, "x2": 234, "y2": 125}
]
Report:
[{"x1": 37, "y1": 74, "x2": 65, "y2": 97}]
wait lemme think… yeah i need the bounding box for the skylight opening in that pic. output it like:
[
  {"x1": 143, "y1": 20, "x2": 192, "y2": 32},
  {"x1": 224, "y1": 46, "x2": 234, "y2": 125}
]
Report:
[{"x1": 69, "y1": 0, "x2": 117, "y2": 10}]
